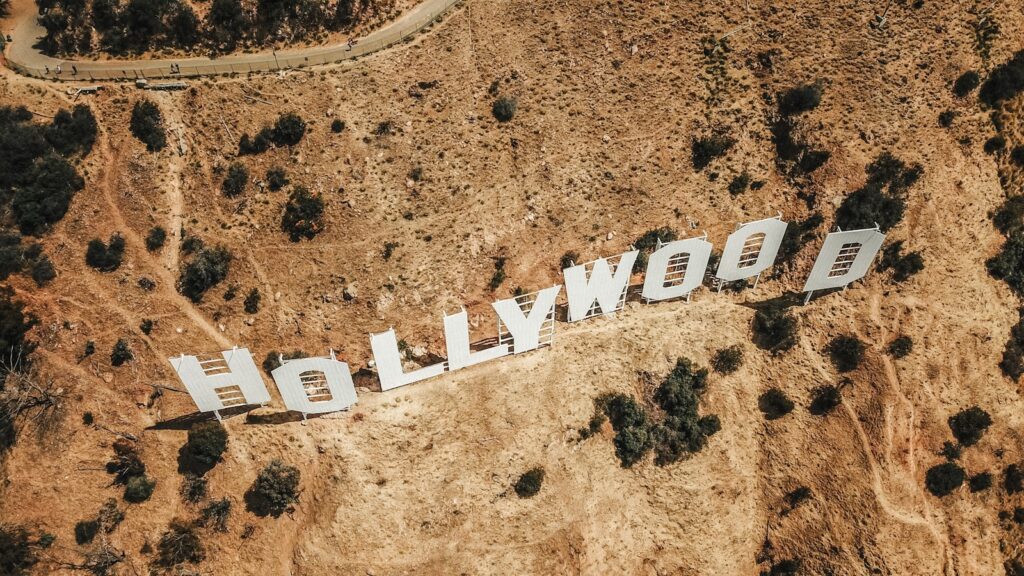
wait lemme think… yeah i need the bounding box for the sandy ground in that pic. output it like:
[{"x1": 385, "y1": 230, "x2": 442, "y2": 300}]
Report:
[{"x1": 1, "y1": 0, "x2": 1024, "y2": 573}]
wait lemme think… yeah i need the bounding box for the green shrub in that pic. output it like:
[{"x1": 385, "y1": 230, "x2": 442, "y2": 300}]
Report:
[
  {"x1": 97, "y1": 498, "x2": 124, "y2": 532},
  {"x1": 85, "y1": 234, "x2": 125, "y2": 272},
  {"x1": 106, "y1": 438, "x2": 145, "y2": 484},
  {"x1": 222, "y1": 162, "x2": 249, "y2": 197},
  {"x1": 751, "y1": 305, "x2": 798, "y2": 354},
  {"x1": 186, "y1": 421, "x2": 228, "y2": 468},
  {"x1": 925, "y1": 462, "x2": 965, "y2": 497},
  {"x1": 179, "y1": 246, "x2": 232, "y2": 302},
  {"x1": 146, "y1": 226, "x2": 167, "y2": 251},
  {"x1": 559, "y1": 251, "x2": 579, "y2": 270},
  {"x1": 1001, "y1": 311, "x2": 1024, "y2": 379},
  {"x1": 784, "y1": 486, "x2": 812, "y2": 511},
  {"x1": 650, "y1": 359, "x2": 719, "y2": 465},
  {"x1": 330, "y1": 119, "x2": 345, "y2": 133},
  {"x1": 514, "y1": 467, "x2": 545, "y2": 498},
  {"x1": 282, "y1": 186, "x2": 324, "y2": 241},
  {"x1": 262, "y1": 350, "x2": 304, "y2": 374},
  {"x1": 948, "y1": 406, "x2": 992, "y2": 447},
  {"x1": 246, "y1": 459, "x2": 300, "y2": 517},
  {"x1": 0, "y1": 524, "x2": 36, "y2": 575},
  {"x1": 691, "y1": 133, "x2": 735, "y2": 170},
  {"x1": 727, "y1": 171, "x2": 751, "y2": 195},
  {"x1": 110, "y1": 338, "x2": 133, "y2": 366},
  {"x1": 266, "y1": 167, "x2": 288, "y2": 191},
  {"x1": 777, "y1": 212, "x2": 824, "y2": 265},
  {"x1": 984, "y1": 135, "x2": 1007, "y2": 155},
  {"x1": 271, "y1": 113, "x2": 307, "y2": 146},
  {"x1": 712, "y1": 345, "x2": 743, "y2": 374},
  {"x1": 198, "y1": 498, "x2": 231, "y2": 532},
  {"x1": 130, "y1": 100, "x2": 167, "y2": 152},
  {"x1": 632, "y1": 227, "x2": 677, "y2": 272},
  {"x1": 31, "y1": 256, "x2": 56, "y2": 287},
  {"x1": 979, "y1": 51, "x2": 1024, "y2": 108},
  {"x1": 758, "y1": 388, "x2": 794, "y2": 420},
  {"x1": 74, "y1": 519, "x2": 99, "y2": 544},
  {"x1": 489, "y1": 257, "x2": 507, "y2": 290},
  {"x1": 762, "y1": 559, "x2": 802, "y2": 576},
  {"x1": 0, "y1": 287, "x2": 37, "y2": 386},
  {"x1": 180, "y1": 473, "x2": 207, "y2": 503},
  {"x1": 1012, "y1": 145, "x2": 1024, "y2": 167},
  {"x1": 835, "y1": 152, "x2": 922, "y2": 232},
  {"x1": 953, "y1": 70, "x2": 980, "y2": 98},
  {"x1": 938, "y1": 110, "x2": 956, "y2": 128},
  {"x1": 987, "y1": 230, "x2": 1024, "y2": 296},
  {"x1": 826, "y1": 335, "x2": 864, "y2": 372},
  {"x1": 139, "y1": 319, "x2": 153, "y2": 335},
  {"x1": 47, "y1": 104, "x2": 97, "y2": 156},
  {"x1": 969, "y1": 471, "x2": 993, "y2": 492},
  {"x1": 156, "y1": 519, "x2": 204, "y2": 567},
  {"x1": 888, "y1": 335, "x2": 913, "y2": 359},
  {"x1": 13, "y1": 153, "x2": 85, "y2": 236},
  {"x1": 124, "y1": 474, "x2": 156, "y2": 503},
  {"x1": 1007, "y1": 464, "x2": 1024, "y2": 494},
  {"x1": 809, "y1": 384, "x2": 842, "y2": 416},
  {"x1": 877, "y1": 241, "x2": 924, "y2": 282},
  {"x1": 778, "y1": 84, "x2": 822, "y2": 116},
  {"x1": 244, "y1": 288, "x2": 261, "y2": 313},
  {"x1": 492, "y1": 96, "x2": 517, "y2": 122}
]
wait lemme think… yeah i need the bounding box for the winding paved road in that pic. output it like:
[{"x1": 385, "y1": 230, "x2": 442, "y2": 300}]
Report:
[{"x1": 2, "y1": 0, "x2": 459, "y2": 81}]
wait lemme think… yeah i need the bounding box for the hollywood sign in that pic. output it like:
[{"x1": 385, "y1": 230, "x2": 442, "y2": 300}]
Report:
[{"x1": 169, "y1": 215, "x2": 884, "y2": 419}]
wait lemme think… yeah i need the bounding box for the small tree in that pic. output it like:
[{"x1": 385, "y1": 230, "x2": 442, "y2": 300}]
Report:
[
  {"x1": 888, "y1": 335, "x2": 913, "y2": 359},
  {"x1": 186, "y1": 421, "x2": 228, "y2": 470},
  {"x1": 271, "y1": 113, "x2": 307, "y2": 146},
  {"x1": 0, "y1": 524, "x2": 36, "y2": 575},
  {"x1": 826, "y1": 335, "x2": 864, "y2": 372},
  {"x1": 244, "y1": 288, "x2": 261, "y2": 313},
  {"x1": 85, "y1": 234, "x2": 125, "y2": 272},
  {"x1": 925, "y1": 462, "x2": 965, "y2": 497},
  {"x1": 758, "y1": 388, "x2": 794, "y2": 420},
  {"x1": 145, "y1": 226, "x2": 167, "y2": 251},
  {"x1": 156, "y1": 520, "x2": 204, "y2": 567},
  {"x1": 110, "y1": 339, "x2": 133, "y2": 366},
  {"x1": 691, "y1": 133, "x2": 735, "y2": 170},
  {"x1": 281, "y1": 186, "x2": 325, "y2": 242},
  {"x1": 179, "y1": 247, "x2": 232, "y2": 302},
  {"x1": 514, "y1": 467, "x2": 545, "y2": 498},
  {"x1": 222, "y1": 162, "x2": 249, "y2": 197},
  {"x1": 75, "y1": 519, "x2": 100, "y2": 545},
  {"x1": 751, "y1": 306, "x2": 798, "y2": 354},
  {"x1": 198, "y1": 498, "x2": 231, "y2": 532},
  {"x1": 124, "y1": 474, "x2": 156, "y2": 503},
  {"x1": 948, "y1": 406, "x2": 992, "y2": 447},
  {"x1": 266, "y1": 167, "x2": 288, "y2": 191},
  {"x1": 712, "y1": 345, "x2": 743, "y2": 374},
  {"x1": 129, "y1": 100, "x2": 166, "y2": 152},
  {"x1": 809, "y1": 385, "x2": 842, "y2": 416},
  {"x1": 492, "y1": 96, "x2": 517, "y2": 122},
  {"x1": 246, "y1": 459, "x2": 300, "y2": 517}
]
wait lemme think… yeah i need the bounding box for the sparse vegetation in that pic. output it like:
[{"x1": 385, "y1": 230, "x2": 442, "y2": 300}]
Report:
[
  {"x1": 953, "y1": 70, "x2": 980, "y2": 98},
  {"x1": 282, "y1": 186, "x2": 325, "y2": 242},
  {"x1": 809, "y1": 384, "x2": 842, "y2": 416},
  {"x1": 0, "y1": 524, "x2": 36, "y2": 575},
  {"x1": 835, "y1": 152, "x2": 922, "y2": 232},
  {"x1": 514, "y1": 467, "x2": 545, "y2": 498},
  {"x1": 987, "y1": 230, "x2": 1024, "y2": 296},
  {"x1": 751, "y1": 305, "x2": 798, "y2": 354},
  {"x1": 691, "y1": 133, "x2": 735, "y2": 170},
  {"x1": 180, "y1": 473, "x2": 207, "y2": 503},
  {"x1": 244, "y1": 288, "x2": 261, "y2": 313},
  {"x1": 925, "y1": 462, "x2": 965, "y2": 497},
  {"x1": 948, "y1": 406, "x2": 992, "y2": 447},
  {"x1": 711, "y1": 345, "x2": 743, "y2": 374},
  {"x1": 110, "y1": 338, "x2": 133, "y2": 366},
  {"x1": 492, "y1": 96, "x2": 517, "y2": 122},
  {"x1": 129, "y1": 100, "x2": 166, "y2": 152},
  {"x1": 632, "y1": 227, "x2": 677, "y2": 272},
  {"x1": 85, "y1": 234, "x2": 126, "y2": 272},
  {"x1": 222, "y1": 162, "x2": 249, "y2": 197},
  {"x1": 75, "y1": 519, "x2": 99, "y2": 544},
  {"x1": 560, "y1": 251, "x2": 579, "y2": 270},
  {"x1": 489, "y1": 256, "x2": 507, "y2": 290},
  {"x1": 145, "y1": 226, "x2": 166, "y2": 251},
  {"x1": 758, "y1": 388, "x2": 794, "y2": 420},
  {"x1": 198, "y1": 498, "x2": 231, "y2": 532},
  {"x1": 888, "y1": 335, "x2": 913, "y2": 359},
  {"x1": 179, "y1": 246, "x2": 232, "y2": 302},
  {"x1": 156, "y1": 519, "x2": 204, "y2": 567},
  {"x1": 246, "y1": 459, "x2": 300, "y2": 517},
  {"x1": 266, "y1": 167, "x2": 288, "y2": 191},
  {"x1": 826, "y1": 335, "x2": 864, "y2": 372}
]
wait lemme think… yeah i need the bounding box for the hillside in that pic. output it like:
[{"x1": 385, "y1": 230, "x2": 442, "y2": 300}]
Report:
[{"x1": 2, "y1": 0, "x2": 1024, "y2": 574}]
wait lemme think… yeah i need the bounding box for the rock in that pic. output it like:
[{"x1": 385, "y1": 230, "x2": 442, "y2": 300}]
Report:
[
  {"x1": 102, "y1": 373, "x2": 114, "y2": 383},
  {"x1": 275, "y1": 291, "x2": 282, "y2": 301},
  {"x1": 343, "y1": 285, "x2": 357, "y2": 301},
  {"x1": 607, "y1": 231, "x2": 615, "y2": 240}
]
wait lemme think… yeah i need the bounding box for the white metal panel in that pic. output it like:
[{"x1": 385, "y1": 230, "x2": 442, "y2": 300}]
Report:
[
  {"x1": 443, "y1": 309, "x2": 510, "y2": 371},
  {"x1": 715, "y1": 216, "x2": 788, "y2": 282},
  {"x1": 642, "y1": 237, "x2": 712, "y2": 301},
  {"x1": 168, "y1": 347, "x2": 270, "y2": 413},
  {"x1": 493, "y1": 285, "x2": 561, "y2": 354},
  {"x1": 802, "y1": 228, "x2": 885, "y2": 292},
  {"x1": 271, "y1": 352, "x2": 358, "y2": 414},
  {"x1": 563, "y1": 250, "x2": 638, "y2": 322},
  {"x1": 370, "y1": 328, "x2": 446, "y2": 392}
]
